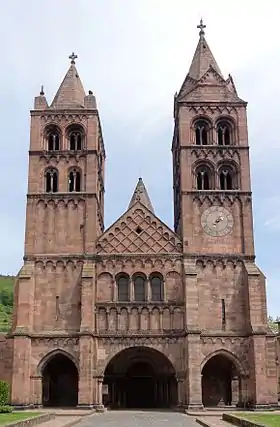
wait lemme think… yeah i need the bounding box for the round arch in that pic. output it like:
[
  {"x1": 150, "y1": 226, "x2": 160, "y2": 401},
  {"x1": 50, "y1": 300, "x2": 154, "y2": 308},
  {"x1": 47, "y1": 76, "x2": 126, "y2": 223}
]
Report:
[
  {"x1": 201, "y1": 350, "x2": 244, "y2": 408},
  {"x1": 190, "y1": 114, "x2": 213, "y2": 128},
  {"x1": 102, "y1": 346, "x2": 177, "y2": 409},
  {"x1": 39, "y1": 350, "x2": 79, "y2": 407}
]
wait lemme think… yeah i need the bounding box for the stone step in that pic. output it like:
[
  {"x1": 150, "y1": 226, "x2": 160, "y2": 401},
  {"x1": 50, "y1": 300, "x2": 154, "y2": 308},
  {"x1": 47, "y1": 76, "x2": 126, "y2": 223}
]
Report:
[
  {"x1": 40, "y1": 415, "x2": 83, "y2": 427},
  {"x1": 196, "y1": 416, "x2": 233, "y2": 427}
]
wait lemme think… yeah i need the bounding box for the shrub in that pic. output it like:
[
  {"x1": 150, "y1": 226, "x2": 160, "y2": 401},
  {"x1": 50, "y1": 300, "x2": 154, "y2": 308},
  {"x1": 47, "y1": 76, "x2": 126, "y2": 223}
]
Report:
[
  {"x1": 0, "y1": 381, "x2": 9, "y2": 406},
  {"x1": 0, "y1": 405, "x2": 12, "y2": 413}
]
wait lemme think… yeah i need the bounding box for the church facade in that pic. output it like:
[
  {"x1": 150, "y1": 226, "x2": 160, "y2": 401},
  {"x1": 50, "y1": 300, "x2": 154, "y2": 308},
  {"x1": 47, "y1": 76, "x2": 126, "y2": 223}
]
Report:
[{"x1": 7, "y1": 22, "x2": 278, "y2": 409}]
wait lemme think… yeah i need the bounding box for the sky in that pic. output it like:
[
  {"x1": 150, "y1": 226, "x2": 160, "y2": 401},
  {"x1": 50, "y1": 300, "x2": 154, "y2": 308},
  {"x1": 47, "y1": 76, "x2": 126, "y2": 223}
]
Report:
[{"x1": 1, "y1": 0, "x2": 280, "y2": 317}]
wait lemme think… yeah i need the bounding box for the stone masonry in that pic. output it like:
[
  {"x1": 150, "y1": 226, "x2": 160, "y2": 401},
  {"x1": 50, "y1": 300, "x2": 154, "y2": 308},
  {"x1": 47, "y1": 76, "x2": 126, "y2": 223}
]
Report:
[{"x1": 0, "y1": 22, "x2": 278, "y2": 409}]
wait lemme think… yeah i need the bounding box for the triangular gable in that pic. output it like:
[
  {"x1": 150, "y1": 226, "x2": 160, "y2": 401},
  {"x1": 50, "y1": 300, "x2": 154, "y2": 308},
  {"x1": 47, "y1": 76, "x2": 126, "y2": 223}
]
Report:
[
  {"x1": 177, "y1": 67, "x2": 246, "y2": 103},
  {"x1": 97, "y1": 202, "x2": 182, "y2": 255}
]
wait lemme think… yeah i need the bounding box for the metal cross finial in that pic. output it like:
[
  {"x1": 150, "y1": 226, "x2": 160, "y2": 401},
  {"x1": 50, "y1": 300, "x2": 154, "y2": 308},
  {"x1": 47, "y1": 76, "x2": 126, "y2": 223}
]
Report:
[
  {"x1": 197, "y1": 18, "x2": 206, "y2": 37},
  {"x1": 69, "y1": 52, "x2": 78, "y2": 64}
]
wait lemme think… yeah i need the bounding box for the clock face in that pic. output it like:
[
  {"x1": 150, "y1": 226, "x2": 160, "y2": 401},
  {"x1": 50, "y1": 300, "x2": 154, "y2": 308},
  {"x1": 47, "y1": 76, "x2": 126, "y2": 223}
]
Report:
[{"x1": 201, "y1": 206, "x2": 234, "y2": 237}]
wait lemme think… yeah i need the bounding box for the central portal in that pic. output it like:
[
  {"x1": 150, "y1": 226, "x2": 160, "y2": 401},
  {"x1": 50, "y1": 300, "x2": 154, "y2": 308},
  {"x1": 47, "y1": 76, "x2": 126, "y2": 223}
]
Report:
[{"x1": 103, "y1": 346, "x2": 177, "y2": 409}]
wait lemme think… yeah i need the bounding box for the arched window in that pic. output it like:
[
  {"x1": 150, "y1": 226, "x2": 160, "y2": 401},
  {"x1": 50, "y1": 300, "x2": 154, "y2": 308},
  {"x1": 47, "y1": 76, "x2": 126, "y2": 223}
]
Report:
[
  {"x1": 194, "y1": 120, "x2": 210, "y2": 145},
  {"x1": 217, "y1": 121, "x2": 232, "y2": 146},
  {"x1": 196, "y1": 166, "x2": 211, "y2": 190},
  {"x1": 46, "y1": 126, "x2": 60, "y2": 151},
  {"x1": 151, "y1": 276, "x2": 163, "y2": 301},
  {"x1": 117, "y1": 275, "x2": 129, "y2": 301},
  {"x1": 134, "y1": 275, "x2": 146, "y2": 302},
  {"x1": 68, "y1": 169, "x2": 81, "y2": 192},
  {"x1": 68, "y1": 127, "x2": 84, "y2": 151},
  {"x1": 219, "y1": 167, "x2": 235, "y2": 190},
  {"x1": 45, "y1": 168, "x2": 58, "y2": 193}
]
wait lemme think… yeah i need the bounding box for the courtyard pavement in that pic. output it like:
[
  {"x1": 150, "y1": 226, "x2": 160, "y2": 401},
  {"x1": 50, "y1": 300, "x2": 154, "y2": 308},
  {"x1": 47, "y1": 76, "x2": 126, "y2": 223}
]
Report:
[{"x1": 75, "y1": 410, "x2": 200, "y2": 427}]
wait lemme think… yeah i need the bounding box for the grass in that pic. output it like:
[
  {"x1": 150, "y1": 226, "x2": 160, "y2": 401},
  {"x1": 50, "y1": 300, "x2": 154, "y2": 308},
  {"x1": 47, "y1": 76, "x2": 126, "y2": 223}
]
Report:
[
  {"x1": 0, "y1": 412, "x2": 40, "y2": 425},
  {"x1": 236, "y1": 413, "x2": 280, "y2": 427},
  {"x1": 0, "y1": 275, "x2": 14, "y2": 333}
]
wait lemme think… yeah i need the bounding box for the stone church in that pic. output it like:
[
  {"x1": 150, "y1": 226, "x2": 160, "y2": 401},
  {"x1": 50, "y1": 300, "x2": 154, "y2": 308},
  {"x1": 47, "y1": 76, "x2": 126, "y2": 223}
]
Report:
[{"x1": 2, "y1": 21, "x2": 278, "y2": 409}]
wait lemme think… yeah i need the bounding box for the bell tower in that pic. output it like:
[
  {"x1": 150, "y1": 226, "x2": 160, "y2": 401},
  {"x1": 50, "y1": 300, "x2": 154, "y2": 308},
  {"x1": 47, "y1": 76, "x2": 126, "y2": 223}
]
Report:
[
  {"x1": 173, "y1": 21, "x2": 278, "y2": 408},
  {"x1": 10, "y1": 53, "x2": 105, "y2": 407}
]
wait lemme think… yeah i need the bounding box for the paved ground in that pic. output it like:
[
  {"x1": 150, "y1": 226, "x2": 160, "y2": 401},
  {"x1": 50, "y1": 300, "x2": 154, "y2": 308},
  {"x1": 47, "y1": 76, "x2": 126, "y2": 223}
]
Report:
[
  {"x1": 40, "y1": 416, "x2": 82, "y2": 427},
  {"x1": 76, "y1": 411, "x2": 199, "y2": 427}
]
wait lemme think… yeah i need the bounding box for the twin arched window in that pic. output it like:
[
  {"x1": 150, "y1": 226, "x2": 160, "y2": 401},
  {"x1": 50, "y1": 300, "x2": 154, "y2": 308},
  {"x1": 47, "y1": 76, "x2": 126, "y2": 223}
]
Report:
[
  {"x1": 195, "y1": 164, "x2": 237, "y2": 190},
  {"x1": 45, "y1": 125, "x2": 84, "y2": 151},
  {"x1": 47, "y1": 126, "x2": 60, "y2": 151},
  {"x1": 194, "y1": 118, "x2": 234, "y2": 146},
  {"x1": 45, "y1": 168, "x2": 58, "y2": 193},
  {"x1": 117, "y1": 274, "x2": 164, "y2": 302},
  {"x1": 196, "y1": 166, "x2": 211, "y2": 190},
  {"x1": 217, "y1": 121, "x2": 231, "y2": 146},
  {"x1": 68, "y1": 169, "x2": 81, "y2": 192},
  {"x1": 44, "y1": 168, "x2": 82, "y2": 193},
  {"x1": 69, "y1": 129, "x2": 83, "y2": 151}
]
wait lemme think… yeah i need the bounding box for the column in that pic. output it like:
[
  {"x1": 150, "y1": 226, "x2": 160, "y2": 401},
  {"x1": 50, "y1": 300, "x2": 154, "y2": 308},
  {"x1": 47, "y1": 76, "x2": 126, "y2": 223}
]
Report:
[
  {"x1": 30, "y1": 375, "x2": 42, "y2": 407},
  {"x1": 177, "y1": 378, "x2": 184, "y2": 407},
  {"x1": 231, "y1": 376, "x2": 239, "y2": 406},
  {"x1": 95, "y1": 377, "x2": 105, "y2": 412}
]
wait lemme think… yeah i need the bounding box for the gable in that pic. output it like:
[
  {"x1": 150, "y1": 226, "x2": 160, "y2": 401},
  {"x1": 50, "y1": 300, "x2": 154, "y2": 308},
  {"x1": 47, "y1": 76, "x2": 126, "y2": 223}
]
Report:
[
  {"x1": 97, "y1": 203, "x2": 182, "y2": 255},
  {"x1": 178, "y1": 66, "x2": 245, "y2": 104}
]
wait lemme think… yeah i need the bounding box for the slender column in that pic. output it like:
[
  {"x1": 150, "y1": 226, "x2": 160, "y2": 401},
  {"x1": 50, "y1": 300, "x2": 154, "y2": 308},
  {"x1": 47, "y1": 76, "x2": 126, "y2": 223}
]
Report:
[
  {"x1": 95, "y1": 377, "x2": 105, "y2": 411},
  {"x1": 231, "y1": 376, "x2": 239, "y2": 406},
  {"x1": 30, "y1": 375, "x2": 42, "y2": 407}
]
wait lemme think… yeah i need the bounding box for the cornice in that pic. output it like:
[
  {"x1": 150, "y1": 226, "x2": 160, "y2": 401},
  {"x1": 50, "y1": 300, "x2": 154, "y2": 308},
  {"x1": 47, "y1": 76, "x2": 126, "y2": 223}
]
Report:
[
  {"x1": 181, "y1": 190, "x2": 252, "y2": 197},
  {"x1": 180, "y1": 144, "x2": 249, "y2": 151},
  {"x1": 177, "y1": 101, "x2": 247, "y2": 107},
  {"x1": 29, "y1": 149, "x2": 98, "y2": 156},
  {"x1": 183, "y1": 253, "x2": 255, "y2": 262},
  {"x1": 30, "y1": 109, "x2": 99, "y2": 116},
  {"x1": 95, "y1": 301, "x2": 185, "y2": 308},
  {"x1": 27, "y1": 192, "x2": 95, "y2": 200}
]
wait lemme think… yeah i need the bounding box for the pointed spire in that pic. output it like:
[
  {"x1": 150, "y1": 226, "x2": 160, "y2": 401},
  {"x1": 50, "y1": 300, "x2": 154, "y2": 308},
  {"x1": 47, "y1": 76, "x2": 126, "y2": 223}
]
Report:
[
  {"x1": 188, "y1": 19, "x2": 223, "y2": 80},
  {"x1": 128, "y1": 178, "x2": 154, "y2": 213},
  {"x1": 50, "y1": 52, "x2": 86, "y2": 109}
]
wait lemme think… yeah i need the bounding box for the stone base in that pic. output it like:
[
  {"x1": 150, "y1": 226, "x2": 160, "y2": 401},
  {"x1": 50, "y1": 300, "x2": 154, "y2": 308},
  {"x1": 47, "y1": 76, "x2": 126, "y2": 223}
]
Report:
[
  {"x1": 95, "y1": 404, "x2": 107, "y2": 413},
  {"x1": 252, "y1": 404, "x2": 278, "y2": 411},
  {"x1": 185, "y1": 403, "x2": 204, "y2": 411},
  {"x1": 77, "y1": 404, "x2": 94, "y2": 410},
  {"x1": 12, "y1": 405, "x2": 35, "y2": 410}
]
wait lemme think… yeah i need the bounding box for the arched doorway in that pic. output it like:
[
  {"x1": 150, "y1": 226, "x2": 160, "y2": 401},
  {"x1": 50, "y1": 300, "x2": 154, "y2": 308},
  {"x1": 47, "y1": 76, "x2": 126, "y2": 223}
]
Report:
[
  {"x1": 42, "y1": 353, "x2": 78, "y2": 407},
  {"x1": 103, "y1": 347, "x2": 177, "y2": 409},
  {"x1": 202, "y1": 353, "x2": 240, "y2": 407}
]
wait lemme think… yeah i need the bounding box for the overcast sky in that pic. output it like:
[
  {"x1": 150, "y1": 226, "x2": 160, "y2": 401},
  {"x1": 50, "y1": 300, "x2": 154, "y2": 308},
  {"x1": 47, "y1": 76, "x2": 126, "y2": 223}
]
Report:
[{"x1": 1, "y1": 0, "x2": 280, "y2": 317}]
